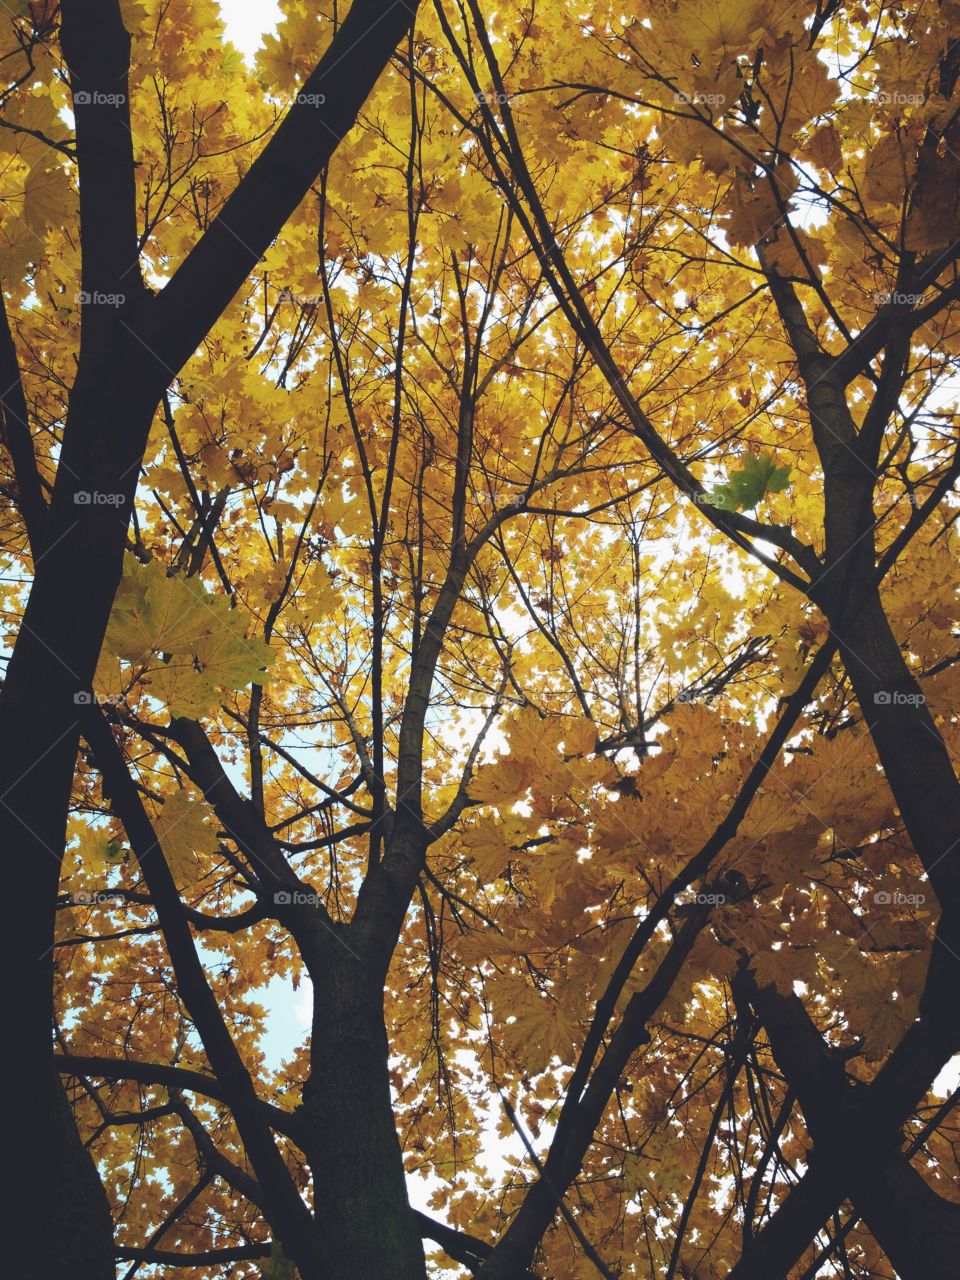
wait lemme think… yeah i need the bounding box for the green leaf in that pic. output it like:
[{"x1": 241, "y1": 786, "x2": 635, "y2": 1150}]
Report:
[
  {"x1": 154, "y1": 790, "x2": 220, "y2": 885},
  {"x1": 100, "y1": 555, "x2": 273, "y2": 715},
  {"x1": 258, "y1": 1242, "x2": 297, "y2": 1280},
  {"x1": 105, "y1": 557, "x2": 214, "y2": 662},
  {"x1": 707, "y1": 453, "x2": 792, "y2": 512},
  {"x1": 220, "y1": 46, "x2": 244, "y2": 77}
]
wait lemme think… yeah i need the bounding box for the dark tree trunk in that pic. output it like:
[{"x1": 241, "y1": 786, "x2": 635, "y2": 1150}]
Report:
[
  {"x1": 26, "y1": 1073, "x2": 116, "y2": 1280},
  {"x1": 299, "y1": 950, "x2": 427, "y2": 1280},
  {"x1": 5, "y1": 354, "x2": 158, "y2": 1279}
]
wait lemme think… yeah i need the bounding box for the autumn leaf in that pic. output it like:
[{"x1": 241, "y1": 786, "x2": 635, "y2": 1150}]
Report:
[
  {"x1": 562, "y1": 716, "x2": 597, "y2": 756},
  {"x1": 23, "y1": 158, "x2": 69, "y2": 235},
  {"x1": 461, "y1": 814, "x2": 514, "y2": 883},
  {"x1": 801, "y1": 122, "x2": 842, "y2": 176},
  {"x1": 105, "y1": 557, "x2": 214, "y2": 661},
  {"x1": 622, "y1": 1152, "x2": 644, "y2": 1199},
  {"x1": 468, "y1": 758, "x2": 533, "y2": 806},
  {"x1": 153, "y1": 790, "x2": 219, "y2": 885},
  {"x1": 503, "y1": 995, "x2": 576, "y2": 1074}
]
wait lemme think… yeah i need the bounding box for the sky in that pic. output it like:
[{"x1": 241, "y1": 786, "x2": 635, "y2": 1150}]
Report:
[{"x1": 216, "y1": 0, "x2": 282, "y2": 61}]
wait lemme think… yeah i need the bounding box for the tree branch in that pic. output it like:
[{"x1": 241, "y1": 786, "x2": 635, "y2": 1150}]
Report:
[{"x1": 145, "y1": 0, "x2": 421, "y2": 377}]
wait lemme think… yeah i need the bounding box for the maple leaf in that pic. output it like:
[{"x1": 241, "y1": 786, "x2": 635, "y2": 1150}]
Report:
[
  {"x1": 504, "y1": 995, "x2": 576, "y2": 1074},
  {"x1": 622, "y1": 1152, "x2": 644, "y2": 1199},
  {"x1": 802, "y1": 123, "x2": 843, "y2": 175},
  {"x1": 562, "y1": 716, "x2": 597, "y2": 756},
  {"x1": 468, "y1": 758, "x2": 533, "y2": 806},
  {"x1": 258, "y1": 1242, "x2": 297, "y2": 1280},
  {"x1": 750, "y1": 942, "x2": 798, "y2": 993},
  {"x1": 105, "y1": 558, "x2": 214, "y2": 662},
  {"x1": 153, "y1": 790, "x2": 219, "y2": 885},
  {"x1": 101, "y1": 556, "x2": 273, "y2": 714},
  {"x1": 461, "y1": 814, "x2": 514, "y2": 883},
  {"x1": 23, "y1": 158, "x2": 69, "y2": 235},
  {"x1": 707, "y1": 453, "x2": 792, "y2": 511},
  {"x1": 72, "y1": 820, "x2": 124, "y2": 873}
]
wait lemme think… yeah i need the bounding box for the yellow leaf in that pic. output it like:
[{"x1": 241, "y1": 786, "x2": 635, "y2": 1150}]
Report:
[
  {"x1": 461, "y1": 814, "x2": 514, "y2": 883},
  {"x1": 622, "y1": 1153, "x2": 643, "y2": 1199},
  {"x1": 468, "y1": 758, "x2": 532, "y2": 806},
  {"x1": 103, "y1": 556, "x2": 273, "y2": 714},
  {"x1": 23, "y1": 158, "x2": 69, "y2": 236},
  {"x1": 503, "y1": 995, "x2": 575, "y2": 1073},
  {"x1": 106, "y1": 557, "x2": 213, "y2": 662},
  {"x1": 562, "y1": 716, "x2": 597, "y2": 756},
  {"x1": 864, "y1": 131, "x2": 913, "y2": 205},
  {"x1": 154, "y1": 790, "x2": 219, "y2": 885},
  {"x1": 802, "y1": 123, "x2": 843, "y2": 175}
]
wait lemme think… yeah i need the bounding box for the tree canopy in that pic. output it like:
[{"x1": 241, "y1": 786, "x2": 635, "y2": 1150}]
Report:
[{"x1": 2, "y1": 1, "x2": 960, "y2": 1278}]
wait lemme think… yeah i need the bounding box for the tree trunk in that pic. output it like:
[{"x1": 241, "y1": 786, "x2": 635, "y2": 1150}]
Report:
[
  {"x1": 829, "y1": 585, "x2": 960, "y2": 907},
  {"x1": 17, "y1": 1071, "x2": 115, "y2": 1280},
  {"x1": 5, "y1": 354, "x2": 158, "y2": 1277},
  {"x1": 826, "y1": 581, "x2": 960, "y2": 1028},
  {"x1": 299, "y1": 950, "x2": 426, "y2": 1280}
]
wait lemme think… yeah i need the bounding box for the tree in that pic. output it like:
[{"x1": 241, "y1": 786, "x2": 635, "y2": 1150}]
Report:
[
  {"x1": 3, "y1": 2, "x2": 959, "y2": 1279},
  {"x1": 0, "y1": 2, "x2": 420, "y2": 1276}
]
